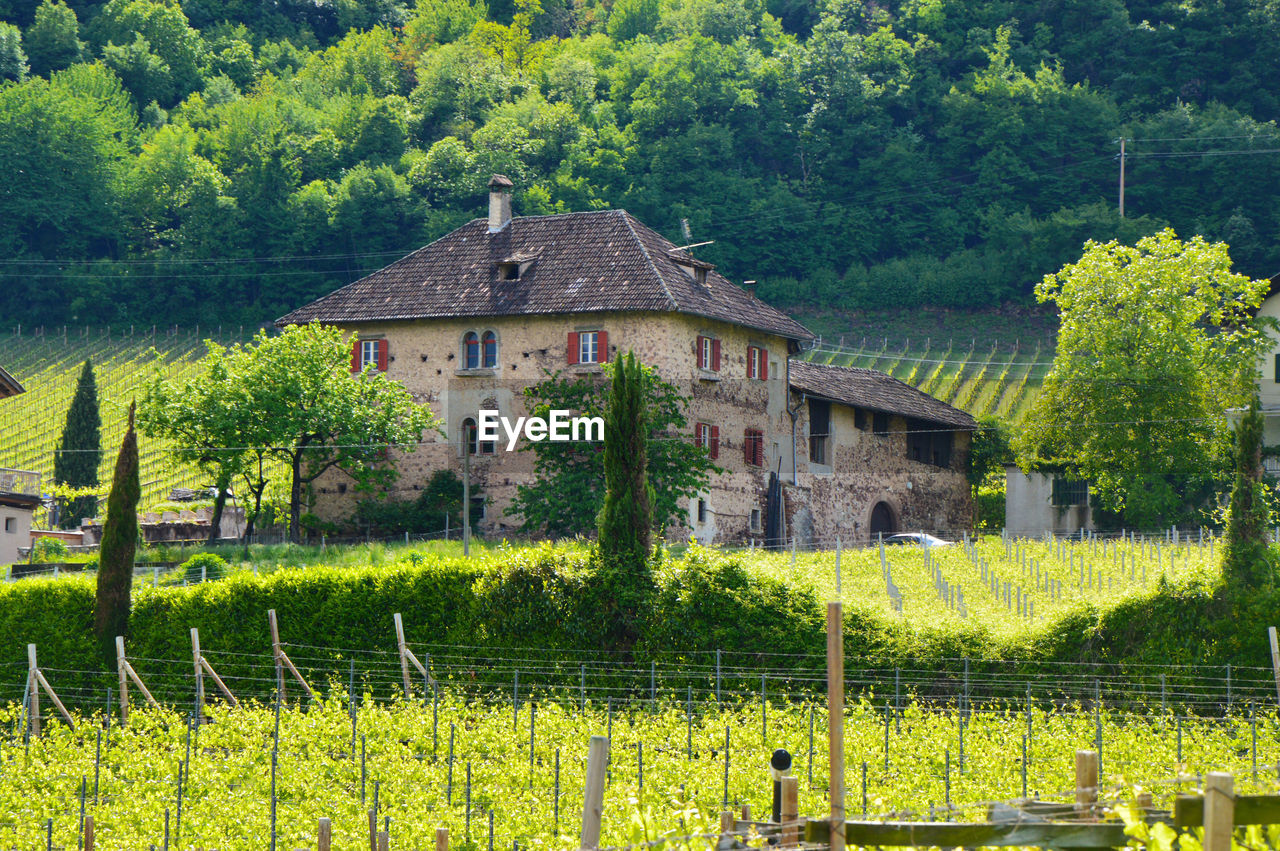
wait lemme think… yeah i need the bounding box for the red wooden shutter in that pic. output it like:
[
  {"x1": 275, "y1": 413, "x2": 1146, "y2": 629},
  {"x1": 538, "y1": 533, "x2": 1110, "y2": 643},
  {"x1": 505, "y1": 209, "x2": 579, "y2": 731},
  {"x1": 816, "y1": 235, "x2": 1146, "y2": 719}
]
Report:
[
  {"x1": 710, "y1": 425, "x2": 720, "y2": 459},
  {"x1": 597, "y1": 330, "x2": 609, "y2": 363},
  {"x1": 695, "y1": 336, "x2": 706, "y2": 369},
  {"x1": 377, "y1": 339, "x2": 389, "y2": 371},
  {"x1": 760, "y1": 348, "x2": 768, "y2": 380},
  {"x1": 712, "y1": 339, "x2": 721, "y2": 371},
  {"x1": 743, "y1": 429, "x2": 751, "y2": 463},
  {"x1": 567, "y1": 332, "x2": 580, "y2": 364},
  {"x1": 351, "y1": 341, "x2": 361, "y2": 373}
]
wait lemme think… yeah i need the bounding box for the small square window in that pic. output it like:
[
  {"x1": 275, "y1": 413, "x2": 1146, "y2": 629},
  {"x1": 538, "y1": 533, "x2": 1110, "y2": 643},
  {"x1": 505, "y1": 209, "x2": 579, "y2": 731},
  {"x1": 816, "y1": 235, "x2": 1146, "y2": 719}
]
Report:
[
  {"x1": 749, "y1": 508, "x2": 762, "y2": 532},
  {"x1": 580, "y1": 331, "x2": 599, "y2": 364},
  {"x1": 4, "y1": 517, "x2": 14, "y2": 533},
  {"x1": 697, "y1": 499, "x2": 708, "y2": 524}
]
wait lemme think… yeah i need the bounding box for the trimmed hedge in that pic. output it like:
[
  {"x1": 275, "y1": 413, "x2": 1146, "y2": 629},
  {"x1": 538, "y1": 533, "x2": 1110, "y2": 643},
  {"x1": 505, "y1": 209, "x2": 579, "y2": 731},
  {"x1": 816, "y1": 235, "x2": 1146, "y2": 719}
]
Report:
[{"x1": 0, "y1": 546, "x2": 1275, "y2": 710}]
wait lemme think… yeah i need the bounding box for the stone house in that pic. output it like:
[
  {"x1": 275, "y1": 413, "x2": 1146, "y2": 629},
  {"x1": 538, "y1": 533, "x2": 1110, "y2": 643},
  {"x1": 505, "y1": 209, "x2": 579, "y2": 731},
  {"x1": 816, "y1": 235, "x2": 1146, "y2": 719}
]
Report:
[
  {"x1": 277, "y1": 177, "x2": 975, "y2": 544},
  {"x1": 0, "y1": 366, "x2": 39, "y2": 565}
]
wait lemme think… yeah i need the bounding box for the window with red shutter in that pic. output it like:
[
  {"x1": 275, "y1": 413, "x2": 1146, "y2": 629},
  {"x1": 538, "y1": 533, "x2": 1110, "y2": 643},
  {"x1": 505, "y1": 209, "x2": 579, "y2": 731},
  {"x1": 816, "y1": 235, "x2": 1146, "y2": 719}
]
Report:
[
  {"x1": 760, "y1": 348, "x2": 768, "y2": 380},
  {"x1": 696, "y1": 336, "x2": 707, "y2": 369},
  {"x1": 711, "y1": 339, "x2": 721, "y2": 372},
  {"x1": 744, "y1": 428, "x2": 763, "y2": 466},
  {"x1": 377, "y1": 339, "x2": 389, "y2": 371},
  {"x1": 351, "y1": 341, "x2": 360, "y2": 373},
  {"x1": 567, "y1": 332, "x2": 580, "y2": 365},
  {"x1": 710, "y1": 425, "x2": 719, "y2": 459},
  {"x1": 597, "y1": 330, "x2": 608, "y2": 363}
]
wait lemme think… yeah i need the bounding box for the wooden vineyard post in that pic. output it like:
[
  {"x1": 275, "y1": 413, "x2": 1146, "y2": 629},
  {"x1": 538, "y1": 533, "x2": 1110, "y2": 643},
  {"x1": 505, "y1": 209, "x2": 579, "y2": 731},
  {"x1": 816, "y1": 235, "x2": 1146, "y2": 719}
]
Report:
[
  {"x1": 395, "y1": 612, "x2": 412, "y2": 698},
  {"x1": 1204, "y1": 772, "x2": 1234, "y2": 851},
  {"x1": 719, "y1": 811, "x2": 734, "y2": 840},
  {"x1": 191, "y1": 627, "x2": 240, "y2": 713},
  {"x1": 436, "y1": 826, "x2": 449, "y2": 851},
  {"x1": 116, "y1": 635, "x2": 129, "y2": 725},
  {"x1": 318, "y1": 818, "x2": 332, "y2": 851},
  {"x1": 1268, "y1": 627, "x2": 1280, "y2": 708},
  {"x1": 267, "y1": 610, "x2": 314, "y2": 702},
  {"x1": 115, "y1": 636, "x2": 160, "y2": 726},
  {"x1": 27, "y1": 644, "x2": 74, "y2": 732},
  {"x1": 27, "y1": 643, "x2": 40, "y2": 738},
  {"x1": 828, "y1": 601, "x2": 846, "y2": 851},
  {"x1": 1075, "y1": 750, "x2": 1098, "y2": 820},
  {"x1": 781, "y1": 775, "x2": 799, "y2": 847},
  {"x1": 580, "y1": 735, "x2": 610, "y2": 850},
  {"x1": 84, "y1": 815, "x2": 93, "y2": 851},
  {"x1": 393, "y1": 613, "x2": 434, "y2": 699},
  {"x1": 192, "y1": 627, "x2": 205, "y2": 716}
]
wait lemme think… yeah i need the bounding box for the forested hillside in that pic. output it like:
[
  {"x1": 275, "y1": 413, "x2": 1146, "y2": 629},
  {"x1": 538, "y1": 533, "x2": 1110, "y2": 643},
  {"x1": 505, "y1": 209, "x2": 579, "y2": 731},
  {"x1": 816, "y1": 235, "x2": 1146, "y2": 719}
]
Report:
[{"x1": 1, "y1": 0, "x2": 1277, "y2": 326}]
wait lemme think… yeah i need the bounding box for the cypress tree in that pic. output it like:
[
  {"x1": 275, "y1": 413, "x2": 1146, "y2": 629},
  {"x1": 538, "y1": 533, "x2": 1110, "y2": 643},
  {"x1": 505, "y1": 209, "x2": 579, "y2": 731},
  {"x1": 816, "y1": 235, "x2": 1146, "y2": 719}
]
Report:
[
  {"x1": 95, "y1": 401, "x2": 139, "y2": 665},
  {"x1": 54, "y1": 358, "x2": 101, "y2": 528},
  {"x1": 1223, "y1": 397, "x2": 1278, "y2": 589},
  {"x1": 597, "y1": 352, "x2": 655, "y2": 640}
]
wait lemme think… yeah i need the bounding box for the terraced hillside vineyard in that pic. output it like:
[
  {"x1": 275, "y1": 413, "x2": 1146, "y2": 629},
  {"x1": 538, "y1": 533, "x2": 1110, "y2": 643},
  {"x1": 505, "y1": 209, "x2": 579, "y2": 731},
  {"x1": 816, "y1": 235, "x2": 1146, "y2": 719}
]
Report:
[
  {"x1": 803, "y1": 340, "x2": 1053, "y2": 421},
  {"x1": 0, "y1": 327, "x2": 259, "y2": 514}
]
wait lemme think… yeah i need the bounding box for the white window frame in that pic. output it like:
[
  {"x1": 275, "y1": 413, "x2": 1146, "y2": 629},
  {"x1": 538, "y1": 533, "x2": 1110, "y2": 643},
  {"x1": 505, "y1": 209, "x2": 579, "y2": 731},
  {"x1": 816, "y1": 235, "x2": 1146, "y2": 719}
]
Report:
[
  {"x1": 698, "y1": 336, "x2": 713, "y2": 370},
  {"x1": 482, "y1": 330, "x2": 498, "y2": 369},
  {"x1": 747, "y1": 346, "x2": 762, "y2": 380},
  {"x1": 361, "y1": 339, "x2": 380, "y2": 370},
  {"x1": 580, "y1": 331, "x2": 600, "y2": 364}
]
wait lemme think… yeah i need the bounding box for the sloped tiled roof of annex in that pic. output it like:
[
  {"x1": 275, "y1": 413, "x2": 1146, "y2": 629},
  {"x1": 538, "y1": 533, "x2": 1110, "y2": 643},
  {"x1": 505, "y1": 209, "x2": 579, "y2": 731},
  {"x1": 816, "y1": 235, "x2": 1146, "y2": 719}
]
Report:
[
  {"x1": 0, "y1": 365, "x2": 23, "y2": 399},
  {"x1": 275, "y1": 209, "x2": 814, "y2": 341},
  {"x1": 789, "y1": 360, "x2": 977, "y2": 430}
]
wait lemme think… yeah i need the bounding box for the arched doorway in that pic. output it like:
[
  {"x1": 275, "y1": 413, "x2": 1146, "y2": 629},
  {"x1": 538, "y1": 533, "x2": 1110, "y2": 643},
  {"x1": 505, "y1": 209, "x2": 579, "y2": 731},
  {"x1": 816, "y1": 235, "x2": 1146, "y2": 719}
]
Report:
[{"x1": 869, "y1": 501, "x2": 897, "y2": 537}]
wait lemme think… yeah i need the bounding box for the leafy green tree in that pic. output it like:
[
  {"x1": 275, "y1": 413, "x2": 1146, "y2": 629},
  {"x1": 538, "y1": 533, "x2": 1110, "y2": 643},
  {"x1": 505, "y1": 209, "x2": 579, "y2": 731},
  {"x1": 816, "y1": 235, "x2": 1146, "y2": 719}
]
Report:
[
  {"x1": 138, "y1": 338, "x2": 273, "y2": 543},
  {"x1": 596, "y1": 351, "x2": 654, "y2": 644},
  {"x1": 53, "y1": 359, "x2": 101, "y2": 528},
  {"x1": 508, "y1": 359, "x2": 716, "y2": 536},
  {"x1": 1015, "y1": 230, "x2": 1272, "y2": 528},
  {"x1": 95, "y1": 401, "x2": 140, "y2": 666},
  {"x1": 91, "y1": 0, "x2": 206, "y2": 100},
  {"x1": 24, "y1": 0, "x2": 80, "y2": 76},
  {"x1": 1222, "y1": 399, "x2": 1278, "y2": 590},
  {"x1": 0, "y1": 21, "x2": 27, "y2": 80},
  {"x1": 101, "y1": 35, "x2": 176, "y2": 110},
  {"x1": 249, "y1": 324, "x2": 437, "y2": 540}
]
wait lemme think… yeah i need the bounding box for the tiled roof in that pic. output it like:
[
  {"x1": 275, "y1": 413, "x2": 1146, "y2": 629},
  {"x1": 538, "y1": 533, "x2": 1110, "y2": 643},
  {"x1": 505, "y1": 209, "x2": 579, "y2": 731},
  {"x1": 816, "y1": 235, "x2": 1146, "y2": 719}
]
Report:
[
  {"x1": 789, "y1": 360, "x2": 977, "y2": 429},
  {"x1": 0, "y1": 365, "x2": 23, "y2": 399},
  {"x1": 276, "y1": 209, "x2": 814, "y2": 341}
]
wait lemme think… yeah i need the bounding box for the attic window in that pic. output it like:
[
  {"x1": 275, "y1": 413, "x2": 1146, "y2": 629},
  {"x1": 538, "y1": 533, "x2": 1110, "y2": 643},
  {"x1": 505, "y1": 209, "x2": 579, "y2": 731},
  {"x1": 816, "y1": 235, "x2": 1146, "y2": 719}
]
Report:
[
  {"x1": 669, "y1": 251, "x2": 714, "y2": 285},
  {"x1": 498, "y1": 263, "x2": 519, "y2": 281},
  {"x1": 695, "y1": 267, "x2": 707, "y2": 285}
]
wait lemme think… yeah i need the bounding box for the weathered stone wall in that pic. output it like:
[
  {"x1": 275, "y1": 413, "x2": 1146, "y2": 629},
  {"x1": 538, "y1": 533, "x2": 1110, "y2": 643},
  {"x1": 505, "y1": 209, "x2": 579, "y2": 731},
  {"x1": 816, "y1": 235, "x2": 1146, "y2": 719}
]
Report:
[{"x1": 306, "y1": 311, "x2": 972, "y2": 545}]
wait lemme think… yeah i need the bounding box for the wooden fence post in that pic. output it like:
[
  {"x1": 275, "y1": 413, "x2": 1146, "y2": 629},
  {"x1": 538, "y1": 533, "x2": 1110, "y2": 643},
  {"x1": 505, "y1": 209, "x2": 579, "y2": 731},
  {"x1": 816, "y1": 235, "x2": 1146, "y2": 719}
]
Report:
[
  {"x1": 395, "y1": 612, "x2": 412, "y2": 698},
  {"x1": 317, "y1": 818, "x2": 331, "y2": 851},
  {"x1": 781, "y1": 775, "x2": 799, "y2": 847},
  {"x1": 27, "y1": 643, "x2": 40, "y2": 738},
  {"x1": 269, "y1": 608, "x2": 287, "y2": 704},
  {"x1": 1075, "y1": 750, "x2": 1098, "y2": 820},
  {"x1": 116, "y1": 635, "x2": 129, "y2": 726},
  {"x1": 828, "y1": 602, "x2": 846, "y2": 851},
  {"x1": 1204, "y1": 772, "x2": 1234, "y2": 851},
  {"x1": 1268, "y1": 627, "x2": 1280, "y2": 708},
  {"x1": 268, "y1": 610, "x2": 314, "y2": 701},
  {"x1": 436, "y1": 827, "x2": 449, "y2": 851},
  {"x1": 84, "y1": 815, "x2": 93, "y2": 851},
  {"x1": 580, "y1": 735, "x2": 610, "y2": 850},
  {"x1": 191, "y1": 627, "x2": 205, "y2": 716}
]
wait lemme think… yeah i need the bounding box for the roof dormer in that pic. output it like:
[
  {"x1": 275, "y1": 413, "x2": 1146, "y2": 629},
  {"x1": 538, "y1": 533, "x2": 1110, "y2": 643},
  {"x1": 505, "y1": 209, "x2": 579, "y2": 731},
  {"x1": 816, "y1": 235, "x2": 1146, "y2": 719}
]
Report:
[{"x1": 669, "y1": 251, "x2": 714, "y2": 286}]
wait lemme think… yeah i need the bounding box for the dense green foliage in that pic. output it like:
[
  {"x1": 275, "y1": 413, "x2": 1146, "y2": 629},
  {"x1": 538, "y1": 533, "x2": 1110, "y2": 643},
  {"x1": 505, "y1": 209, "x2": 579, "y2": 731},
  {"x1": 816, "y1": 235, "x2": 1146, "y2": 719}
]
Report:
[
  {"x1": 139, "y1": 323, "x2": 439, "y2": 540},
  {"x1": 94, "y1": 400, "x2": 139, "y2": 664},
  {"x1": 1015, "y1": 231, "x2": 1270, "y2": 528},
  {"x1": 509, "y1": 359, "x2": 715, "y2": 536},
  {"x1": 2, "y1": 0, "x2": 1279, "y2": 323},
  {"x1": 2, "y1": 537, "x2": 1277, "y2": 707},
  {"x1": 52, "y1": 357, "x2": 101, "y2": 527},
  {"x1": 1222, "y1": 399, "x2": 1277, "y2": 590}
]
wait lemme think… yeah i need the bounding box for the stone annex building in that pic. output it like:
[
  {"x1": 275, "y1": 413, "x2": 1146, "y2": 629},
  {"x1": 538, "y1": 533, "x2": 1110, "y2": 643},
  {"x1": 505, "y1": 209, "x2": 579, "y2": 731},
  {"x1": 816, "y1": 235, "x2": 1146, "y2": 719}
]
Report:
[{"x1": 278, "y1": 177, "x2": 977, "y2": 545}]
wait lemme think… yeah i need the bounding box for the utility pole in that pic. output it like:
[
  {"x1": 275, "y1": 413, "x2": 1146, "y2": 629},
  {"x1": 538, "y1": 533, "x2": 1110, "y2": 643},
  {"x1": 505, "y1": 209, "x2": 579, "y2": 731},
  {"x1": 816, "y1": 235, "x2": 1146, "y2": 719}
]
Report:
[
  {"x1": 462, "y1": 422, "x2": 471, "y2": 557},
  {"x1": 1118, "y1": 137, "x2": 1126, "y2": 218}
]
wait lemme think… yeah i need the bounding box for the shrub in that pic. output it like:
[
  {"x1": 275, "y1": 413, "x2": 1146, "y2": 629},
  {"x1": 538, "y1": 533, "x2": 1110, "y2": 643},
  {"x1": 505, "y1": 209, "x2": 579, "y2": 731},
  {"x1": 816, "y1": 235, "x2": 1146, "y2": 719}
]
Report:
[
  {"x1": 181, "y1": 552, "x2": 228, "y2": 583},
  {"x1": 31, "y1": 536, "x2": 70, "y2": 563}
]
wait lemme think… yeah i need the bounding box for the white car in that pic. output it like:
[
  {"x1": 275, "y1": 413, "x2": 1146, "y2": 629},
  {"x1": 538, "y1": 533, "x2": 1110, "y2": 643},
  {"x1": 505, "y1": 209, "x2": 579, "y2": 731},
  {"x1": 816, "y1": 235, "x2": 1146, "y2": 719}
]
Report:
[{"x1": 884, "y1": 532, "x2": 953, "y2": 548}]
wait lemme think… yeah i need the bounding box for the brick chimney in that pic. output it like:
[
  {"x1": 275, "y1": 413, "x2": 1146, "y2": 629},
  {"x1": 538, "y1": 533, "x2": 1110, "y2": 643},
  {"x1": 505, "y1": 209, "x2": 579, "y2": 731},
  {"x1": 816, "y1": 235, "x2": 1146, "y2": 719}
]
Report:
[{"x1": 488, "y1": 174, "x2": 513, "y2": 232}]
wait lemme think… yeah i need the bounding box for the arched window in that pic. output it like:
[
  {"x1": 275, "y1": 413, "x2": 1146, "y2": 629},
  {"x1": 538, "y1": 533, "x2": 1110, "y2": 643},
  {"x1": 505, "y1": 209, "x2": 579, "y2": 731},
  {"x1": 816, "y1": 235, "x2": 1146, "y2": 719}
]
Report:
[
  {"x1": 462, "y1": 417, "x2": 478, "y2": 456},
  {"x1": 463, "y1": 332, "x2": 480, "y2": 369},
  {"x1": 482, "y1": 330, "x2": 498, "y2": 368}
]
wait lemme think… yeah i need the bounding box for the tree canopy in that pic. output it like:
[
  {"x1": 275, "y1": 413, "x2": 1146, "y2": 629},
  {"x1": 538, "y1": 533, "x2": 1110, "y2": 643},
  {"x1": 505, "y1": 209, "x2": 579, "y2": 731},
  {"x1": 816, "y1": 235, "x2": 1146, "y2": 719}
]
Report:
[
  {"x1": 1014, "y1": 230, "x2": 1271, "y2": 528},
  {"x1": 2, "y1": 0, "x2": 1280, "y2": 324}
]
